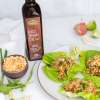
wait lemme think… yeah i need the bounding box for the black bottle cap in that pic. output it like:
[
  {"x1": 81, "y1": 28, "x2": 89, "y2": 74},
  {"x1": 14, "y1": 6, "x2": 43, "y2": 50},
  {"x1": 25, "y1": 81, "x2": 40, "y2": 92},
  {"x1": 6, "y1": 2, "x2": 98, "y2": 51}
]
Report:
[{"x1": 26, "y1": 0, "x2": 35, "y2": 3}]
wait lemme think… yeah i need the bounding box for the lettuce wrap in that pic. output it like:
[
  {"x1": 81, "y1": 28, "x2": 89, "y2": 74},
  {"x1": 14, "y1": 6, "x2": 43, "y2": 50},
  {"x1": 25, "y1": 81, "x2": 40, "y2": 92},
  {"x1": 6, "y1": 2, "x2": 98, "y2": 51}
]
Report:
[
  {"x1": 59, "y1": 79, "x2": 100, "y2": 100},
  {"x1": 79, "y1": 50, "x2": 100, "y2": 87}
]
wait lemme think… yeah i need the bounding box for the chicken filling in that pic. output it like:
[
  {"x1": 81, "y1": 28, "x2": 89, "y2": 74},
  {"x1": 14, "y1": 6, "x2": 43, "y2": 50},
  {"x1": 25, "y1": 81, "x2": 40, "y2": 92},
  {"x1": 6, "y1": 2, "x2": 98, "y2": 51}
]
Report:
[
  {"x1": 87, "y1": 55, "x2": 100, "y2": 76},
  {"x1": 52, "y1": 57, "x2": 75, "y2": 79},
  {"x1": 64, "y1": 79, "x2": 97, "y2": 95}
]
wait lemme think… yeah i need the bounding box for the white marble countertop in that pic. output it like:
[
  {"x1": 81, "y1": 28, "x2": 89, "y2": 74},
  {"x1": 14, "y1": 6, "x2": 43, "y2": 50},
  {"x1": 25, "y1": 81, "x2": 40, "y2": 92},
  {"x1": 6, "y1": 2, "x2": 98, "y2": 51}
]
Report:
[{"x1": 0, "y1": 16, "x2": 100, "y2": 100}]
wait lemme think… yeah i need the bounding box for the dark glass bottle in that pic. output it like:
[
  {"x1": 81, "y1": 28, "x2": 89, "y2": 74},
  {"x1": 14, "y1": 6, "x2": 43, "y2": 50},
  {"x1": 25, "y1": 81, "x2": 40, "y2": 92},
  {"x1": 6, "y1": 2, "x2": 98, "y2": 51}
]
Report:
[{"x1": 22, "y1": 0, "x2": 44, "y2": 61}]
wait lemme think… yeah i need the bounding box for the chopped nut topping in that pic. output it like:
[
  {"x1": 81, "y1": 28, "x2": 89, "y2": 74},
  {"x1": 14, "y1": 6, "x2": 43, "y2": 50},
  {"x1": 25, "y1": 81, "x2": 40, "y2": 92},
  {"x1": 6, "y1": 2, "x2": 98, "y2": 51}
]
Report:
[
  {"x1": 52, "y1": 57, "x2": 75, "y2": 79},
  {"x1": 64, "y1": 79, "x2": 97, "y2": 95},
  {"x1": 3, "y1": 56, "x2": 27, "y2": 73},
  {"x1": 87, "y1": 55, "x2": 100, "y2": 76}
]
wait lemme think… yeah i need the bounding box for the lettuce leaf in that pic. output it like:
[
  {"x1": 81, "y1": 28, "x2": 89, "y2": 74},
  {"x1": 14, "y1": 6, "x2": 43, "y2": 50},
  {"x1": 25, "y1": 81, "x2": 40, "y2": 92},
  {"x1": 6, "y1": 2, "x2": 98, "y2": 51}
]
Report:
[
  {"x1": 67, "y1": 64, "x2": 85, "y2": 80},
  {"x1": 59, "y1": 85, "x2": 79, "y2": 98},
  {"x1": 59, "y1": 79, "x2": 100, "y2": 100},
  {"x1": 80, "y1": 50, "x2": 100, "y2": 64},
  {"x1": 43, "y1": 50, "x2": 83, "y2": 82},
  {"x1": 59, "y1": 85, "x2": 96, "y2": 100},
  {"x1": 84, "y1": 73, "x2": 100, "y2": 88},
  {"x1": 43, "y1": 66, "x2": 68, "y2": 83},
  {"x1": 42, "y1": 51, "x2": 82, "y2": 82},
  {"x1": 79, "y1": 50, "x2": 100, "y2": 87},
  {"x1": 96, "y1": 93, "x2": 100, "y2": 100},
  {"x1": 85, "y1": 50, "x2": 100, "y2": 59},
  {"x1": 59, "y1": 85, "x2": 97, "y2": 100},
  {"x1": 77, "y1": 92, "x2": 96, "y2": 100},
  {"x1": 42, "y1": 52, "x2": 67, "y2": 65},
  {"x1": 67, "y1": 50, "x2": 87, "y2": 80},
  {"x1": 42, "y1": 52, "x2": 68, "y2": 82}
]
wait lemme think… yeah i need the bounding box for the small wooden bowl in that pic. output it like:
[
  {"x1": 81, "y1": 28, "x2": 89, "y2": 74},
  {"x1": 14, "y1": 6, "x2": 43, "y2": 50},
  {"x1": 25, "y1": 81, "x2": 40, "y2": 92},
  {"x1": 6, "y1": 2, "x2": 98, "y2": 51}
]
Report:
[{"x1": 2, "y1": 55, "x2": 28, "y2": 79}]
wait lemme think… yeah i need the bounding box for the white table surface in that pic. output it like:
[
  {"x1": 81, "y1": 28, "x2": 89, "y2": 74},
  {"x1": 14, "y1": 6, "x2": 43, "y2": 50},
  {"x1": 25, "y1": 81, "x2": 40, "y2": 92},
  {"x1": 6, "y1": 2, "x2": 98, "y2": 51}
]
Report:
[{"x1": 0, "y1": 16, "x2": 100, "y2": 100}]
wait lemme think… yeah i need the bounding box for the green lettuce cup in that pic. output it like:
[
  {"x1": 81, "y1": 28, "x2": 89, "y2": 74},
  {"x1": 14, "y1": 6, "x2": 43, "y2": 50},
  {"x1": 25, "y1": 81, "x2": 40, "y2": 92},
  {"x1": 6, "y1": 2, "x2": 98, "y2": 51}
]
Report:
[
  {"x1": 59, "y1": 79, "x2": 100, "y2": 100},
  {"x1": 79, "y1": 50, "x2": 100, "y2": 87},
  {"x1": 42, "y1": 51, "x2": 81, "y2": 83},
  {"x1": 43, "y1": 52, "x2": 69, "y2": 83}
]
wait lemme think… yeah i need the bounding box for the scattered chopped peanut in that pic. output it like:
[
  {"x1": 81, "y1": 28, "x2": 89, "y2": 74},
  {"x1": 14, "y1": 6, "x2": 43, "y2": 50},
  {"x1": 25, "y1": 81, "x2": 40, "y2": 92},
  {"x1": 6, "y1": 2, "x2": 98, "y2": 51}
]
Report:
[{"x1": 3, "y1": 56, "x2": 27, "y2": 73}]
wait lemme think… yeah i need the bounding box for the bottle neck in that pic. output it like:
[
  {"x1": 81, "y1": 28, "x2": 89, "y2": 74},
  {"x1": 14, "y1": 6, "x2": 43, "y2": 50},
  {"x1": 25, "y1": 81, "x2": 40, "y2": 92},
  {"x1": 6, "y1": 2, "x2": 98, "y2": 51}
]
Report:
[{"x1": 25, "y1": 0, "x2": 36, "y2": 3}]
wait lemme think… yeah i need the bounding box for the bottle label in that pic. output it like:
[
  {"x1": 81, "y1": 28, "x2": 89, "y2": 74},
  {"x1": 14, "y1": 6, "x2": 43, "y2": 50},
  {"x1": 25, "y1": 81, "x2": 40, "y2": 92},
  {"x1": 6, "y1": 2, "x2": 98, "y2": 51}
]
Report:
[{"x1": 25, "y1": 17, "x2": 43, "y2": 60}]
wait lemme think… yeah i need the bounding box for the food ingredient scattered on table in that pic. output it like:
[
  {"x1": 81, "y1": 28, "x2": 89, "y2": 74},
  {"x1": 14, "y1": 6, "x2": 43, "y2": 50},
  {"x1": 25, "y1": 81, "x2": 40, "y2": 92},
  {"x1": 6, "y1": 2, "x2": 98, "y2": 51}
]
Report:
[
  {"x1": 74, "y1": 20, "x2": 100, "y2": 39},
  {"x1": 74, "y1": 22, "x2": 87, "y2": 36}
]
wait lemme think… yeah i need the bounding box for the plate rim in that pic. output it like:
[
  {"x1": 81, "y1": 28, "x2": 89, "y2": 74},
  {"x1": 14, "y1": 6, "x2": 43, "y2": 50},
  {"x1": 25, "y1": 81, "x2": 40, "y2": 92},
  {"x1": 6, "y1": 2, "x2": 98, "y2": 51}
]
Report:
[{"x1": 37, "y1": 61, "x2": 58, "y2": 100}]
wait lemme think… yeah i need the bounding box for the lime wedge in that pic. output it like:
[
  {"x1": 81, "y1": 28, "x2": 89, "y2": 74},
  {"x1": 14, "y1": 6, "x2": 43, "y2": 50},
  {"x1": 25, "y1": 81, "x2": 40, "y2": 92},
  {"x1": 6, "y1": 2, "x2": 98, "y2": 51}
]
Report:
[{"x1": 87, "y1": 21, "x2": 96, "y2": 31}]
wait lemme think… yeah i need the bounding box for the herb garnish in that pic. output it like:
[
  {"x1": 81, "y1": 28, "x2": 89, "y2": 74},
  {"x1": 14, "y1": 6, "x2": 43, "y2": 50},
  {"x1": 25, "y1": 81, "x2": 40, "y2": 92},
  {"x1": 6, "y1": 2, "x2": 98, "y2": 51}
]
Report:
[{"x1": 0, "y1": 49, "x2": 34, "y2": 94}]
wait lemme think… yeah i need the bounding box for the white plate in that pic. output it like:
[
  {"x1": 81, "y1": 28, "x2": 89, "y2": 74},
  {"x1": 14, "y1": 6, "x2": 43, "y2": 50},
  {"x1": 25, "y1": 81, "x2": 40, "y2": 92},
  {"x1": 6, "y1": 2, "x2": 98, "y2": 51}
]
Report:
[{"x1": 37, "y1": 45, "x2": 100, "y2": 100}]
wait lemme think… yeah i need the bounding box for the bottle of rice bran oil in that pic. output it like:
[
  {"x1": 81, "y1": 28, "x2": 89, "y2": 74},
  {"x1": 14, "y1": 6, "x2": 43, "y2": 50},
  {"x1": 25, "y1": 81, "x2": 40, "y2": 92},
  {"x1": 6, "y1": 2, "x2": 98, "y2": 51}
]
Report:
[{"x1": 22, "y1": 0, "x2": 44, "y2": 61}]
